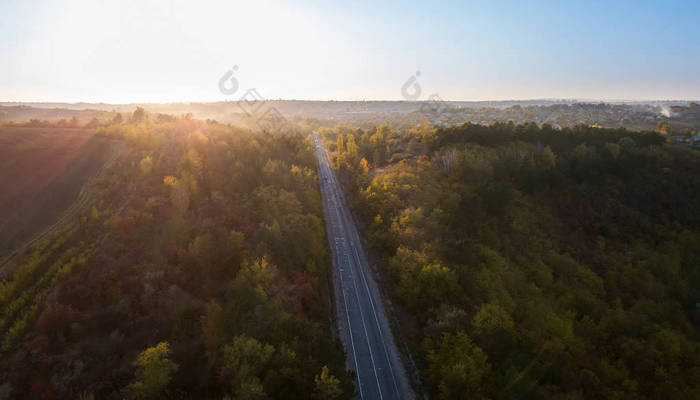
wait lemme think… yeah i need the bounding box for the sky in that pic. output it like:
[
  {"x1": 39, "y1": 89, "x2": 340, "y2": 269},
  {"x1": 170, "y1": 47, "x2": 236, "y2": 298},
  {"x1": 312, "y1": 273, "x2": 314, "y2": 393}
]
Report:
[{"x1": 1, "y1": 0, "x2": 699, "y2": 103}]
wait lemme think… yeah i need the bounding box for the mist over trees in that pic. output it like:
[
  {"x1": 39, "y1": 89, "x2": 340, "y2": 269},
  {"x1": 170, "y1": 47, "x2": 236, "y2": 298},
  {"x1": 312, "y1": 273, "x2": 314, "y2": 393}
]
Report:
[{"x1": 0, "y1": 117, "x2": 353, "y2": 399}]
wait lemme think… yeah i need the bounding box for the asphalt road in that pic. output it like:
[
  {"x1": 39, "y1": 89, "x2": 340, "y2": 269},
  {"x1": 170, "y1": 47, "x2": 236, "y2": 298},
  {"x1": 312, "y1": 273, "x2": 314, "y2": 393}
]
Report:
[{"x1": 313, "y1": 133, "x2": 414, "y2": 400}]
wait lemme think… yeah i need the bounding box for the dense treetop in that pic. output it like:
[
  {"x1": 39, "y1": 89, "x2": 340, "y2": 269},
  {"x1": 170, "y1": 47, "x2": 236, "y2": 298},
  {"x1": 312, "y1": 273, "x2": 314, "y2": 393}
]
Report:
[
  {"x1": 329, "y1": 121, "x2": 700, "y2": 399},
  {"x1": 0, "y1": 115, "x2": 352, "y2": 399}
]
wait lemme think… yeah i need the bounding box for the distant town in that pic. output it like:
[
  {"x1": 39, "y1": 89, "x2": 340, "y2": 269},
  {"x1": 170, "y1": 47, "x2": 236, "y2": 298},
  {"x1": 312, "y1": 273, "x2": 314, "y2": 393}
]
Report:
[{"x1": 2, "y1": 100, "x2": 699, "y2": 147}]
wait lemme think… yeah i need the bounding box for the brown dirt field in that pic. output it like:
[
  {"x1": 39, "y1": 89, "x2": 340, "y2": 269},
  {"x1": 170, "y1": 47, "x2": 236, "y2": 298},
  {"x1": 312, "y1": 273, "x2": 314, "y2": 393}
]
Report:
[
  {"x1": 0, "y1": 127, "x2": 113, "y2": 258},
  {"x1": 0, "y1": 105, "x2": 110, "y2": 124}
]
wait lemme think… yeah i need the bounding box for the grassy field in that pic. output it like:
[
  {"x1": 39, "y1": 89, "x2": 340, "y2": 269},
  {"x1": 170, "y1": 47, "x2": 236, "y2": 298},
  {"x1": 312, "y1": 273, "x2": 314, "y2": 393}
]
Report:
[{"x1": 0, "y1": 127, "x2": 114, "y2": 261}]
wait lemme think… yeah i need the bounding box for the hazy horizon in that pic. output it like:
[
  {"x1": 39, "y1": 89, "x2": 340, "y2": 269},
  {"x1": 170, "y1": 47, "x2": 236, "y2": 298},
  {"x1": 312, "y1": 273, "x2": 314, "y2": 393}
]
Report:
[
  {"x1": 1, "y1": 0, "x2": 699, "y2": 103},
  {"x1": 3, "y1": 98, "x2": 700, "y2": 106}
]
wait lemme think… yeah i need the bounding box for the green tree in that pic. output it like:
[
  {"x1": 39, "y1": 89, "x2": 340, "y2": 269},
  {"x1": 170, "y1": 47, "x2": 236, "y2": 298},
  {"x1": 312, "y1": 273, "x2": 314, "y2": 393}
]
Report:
[
  {"x1": 90, "y1": 205, "x2": 99, "y2": 221},
  {"x1": 534, "y1": 145, "x2": 556, "y2": 169},
  {"x1": 370, "y1": 131, "x2": 387, "y2": 165},
  {"x1": 376, "y1": 124, "x2": 392, "y2": 138},
  {"x1": 425, "y1": 332, "x2": 492, "y2": 400},
  {"x1": 472, "y1": 303, "x2": 516, "y2": 358},
  {"x1": 411, "y1": 263, "x2": 460, "y2": 311},
  {"x1": 346, "y1": 134, "x2": 358, "y2": 158},
  {"x1": 131, "y1": 107, "x2": 146, "y2": 124},
  {"x1": 314, "y1": 366, "x2": 343, "y2": 399},
  {"x1": 336, "y1": 134, "x2": 344, "y2": 154},
  {"x1": 656, "y1": 120, "x2": 671, "y2": 135},
  {"x1": 163, "y1": 176, "x2": 190, "y2": 215},
  {"x1": 472, "y1": 303, "x2": 515, "y2": 338},
  {"x1": 127, "y1": 342, "x2": 178, "y2": 399},
  {"x1": 221, "y1": 335, "x2": 275, "y2": 399}
]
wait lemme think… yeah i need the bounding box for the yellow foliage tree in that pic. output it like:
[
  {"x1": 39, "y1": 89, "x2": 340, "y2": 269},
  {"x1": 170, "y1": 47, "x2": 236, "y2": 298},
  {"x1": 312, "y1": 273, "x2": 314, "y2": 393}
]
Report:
[
  {"x1": 139, "y1": 155, "x2": 153, "y2": 174},
  {"x1": 127, "y1": 342, "x2": 178, "y2": 399}
]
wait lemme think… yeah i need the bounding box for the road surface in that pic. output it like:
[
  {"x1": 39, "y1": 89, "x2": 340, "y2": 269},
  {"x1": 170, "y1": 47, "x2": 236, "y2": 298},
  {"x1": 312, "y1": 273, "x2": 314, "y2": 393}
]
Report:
[{"x1": 313, "y1": 133, "x2": 414, "y2": 400}]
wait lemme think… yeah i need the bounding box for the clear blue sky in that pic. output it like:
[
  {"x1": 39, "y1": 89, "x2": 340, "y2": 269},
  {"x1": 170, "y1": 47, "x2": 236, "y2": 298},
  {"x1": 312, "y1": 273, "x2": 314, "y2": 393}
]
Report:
[{"x1": 1, "y1": 0, "x2": 698, "y2": 103}]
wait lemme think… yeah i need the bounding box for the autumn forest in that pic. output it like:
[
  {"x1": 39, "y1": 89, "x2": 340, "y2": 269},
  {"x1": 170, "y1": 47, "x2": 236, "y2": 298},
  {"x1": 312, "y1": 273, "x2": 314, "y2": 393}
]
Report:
[{"x1": 0, "y1": 108, "x2": 699, "y2": 399}]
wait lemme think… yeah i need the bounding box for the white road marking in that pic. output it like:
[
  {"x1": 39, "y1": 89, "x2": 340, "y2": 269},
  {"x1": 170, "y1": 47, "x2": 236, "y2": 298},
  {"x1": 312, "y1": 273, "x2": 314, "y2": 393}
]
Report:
[{"x1": 315, "y1": 133, "x2": 408, "y2": 399}]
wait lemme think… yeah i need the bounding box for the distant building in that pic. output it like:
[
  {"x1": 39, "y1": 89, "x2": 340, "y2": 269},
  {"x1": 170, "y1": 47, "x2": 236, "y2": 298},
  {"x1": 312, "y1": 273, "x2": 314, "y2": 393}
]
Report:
[
  {"x1": 692, "y1": 133, "x2": 700, "y2": 148},
  {"x1": 671, "y1": 135, "x2": 687, "y2": 144}
]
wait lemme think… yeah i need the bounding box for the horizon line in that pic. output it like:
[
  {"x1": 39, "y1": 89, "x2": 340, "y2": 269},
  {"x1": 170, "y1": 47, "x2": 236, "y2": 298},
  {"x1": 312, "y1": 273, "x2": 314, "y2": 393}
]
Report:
[{"x1": 2, "y1": 98, "x2": 699, "y2": 106}]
